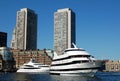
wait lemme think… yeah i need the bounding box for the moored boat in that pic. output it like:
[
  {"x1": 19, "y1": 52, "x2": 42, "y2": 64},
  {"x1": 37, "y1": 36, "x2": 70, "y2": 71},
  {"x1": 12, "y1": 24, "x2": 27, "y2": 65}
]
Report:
[
  {"x1": 50, "y1": 44, "x2": 102, "y2": 76},
  {"x1": 17, "y1": 58, "x2": 50, "y2": 73}
]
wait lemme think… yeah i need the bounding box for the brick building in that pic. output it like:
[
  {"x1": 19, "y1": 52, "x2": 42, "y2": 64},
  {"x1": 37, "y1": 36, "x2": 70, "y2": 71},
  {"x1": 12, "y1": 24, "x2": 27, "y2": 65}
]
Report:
[{"x1": 11, "y1": 49, "x2": 53, "y2": 68}]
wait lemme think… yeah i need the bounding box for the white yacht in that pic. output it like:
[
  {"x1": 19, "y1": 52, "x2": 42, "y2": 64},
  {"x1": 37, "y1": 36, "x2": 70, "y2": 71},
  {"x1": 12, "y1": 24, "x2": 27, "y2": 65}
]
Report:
[
  {"x1": 17, "y1": 58, "x2": 50, "y2": 73},
  {"x1": 50, "y1": 44, "x2": 102, "y2": 76}
]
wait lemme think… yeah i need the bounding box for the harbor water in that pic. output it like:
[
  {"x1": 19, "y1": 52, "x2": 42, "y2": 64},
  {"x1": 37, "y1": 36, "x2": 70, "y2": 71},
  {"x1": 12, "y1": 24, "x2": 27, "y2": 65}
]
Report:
[{"x1": 0, "y1": 72, "x2": 120, "y2": 81}]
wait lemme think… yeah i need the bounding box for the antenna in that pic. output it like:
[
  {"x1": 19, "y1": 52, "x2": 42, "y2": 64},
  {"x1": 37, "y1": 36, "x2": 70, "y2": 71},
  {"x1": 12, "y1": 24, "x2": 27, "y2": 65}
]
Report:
[{"x1": 72, "y1": 43, "x2": 77, "y2": 48}]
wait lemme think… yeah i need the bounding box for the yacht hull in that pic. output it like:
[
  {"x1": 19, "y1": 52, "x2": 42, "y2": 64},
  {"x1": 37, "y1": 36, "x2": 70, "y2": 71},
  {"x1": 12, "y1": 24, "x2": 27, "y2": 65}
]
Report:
[
  {"x1": 17, "y1": 68, "x2": 49, "y2": 73},
  {"x1": 50, "y1": 61, "x2": 102, "y2": 76},
  {"x1": 16, "y1": 58, "x2": 50, "y2": 73},
  {"x1": 50, "y1": 44, "x2": 103, "y2": 76}
]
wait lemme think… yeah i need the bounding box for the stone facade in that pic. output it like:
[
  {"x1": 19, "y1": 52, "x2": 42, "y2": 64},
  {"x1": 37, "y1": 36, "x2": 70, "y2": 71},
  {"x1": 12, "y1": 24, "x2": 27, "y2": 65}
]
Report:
[
  {"x1": 54, "y1": 8, "x2": 76, "y2": 55},
  {"x1": 105, "y1": 61, "x2": 120, "y2": 72},
  {"x1": 11, "y1": 8, "x2": 37, "y2": 50}
]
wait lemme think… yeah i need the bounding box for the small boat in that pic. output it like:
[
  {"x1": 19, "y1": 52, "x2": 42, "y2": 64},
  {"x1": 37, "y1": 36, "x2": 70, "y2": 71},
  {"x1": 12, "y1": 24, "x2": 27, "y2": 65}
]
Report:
[
  {"x1": 17, "y1": 58, "x2": 50, "y2": 73},
  {"x1": 50, "y1": 43, "x2": 103, "y2": 76}
]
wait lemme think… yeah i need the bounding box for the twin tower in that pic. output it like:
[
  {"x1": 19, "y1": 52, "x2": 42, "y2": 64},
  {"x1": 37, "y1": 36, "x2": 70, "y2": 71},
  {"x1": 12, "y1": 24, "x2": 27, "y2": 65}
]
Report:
[{"x1": 11, "y1": 8, "x2": 76, "y2": 55}]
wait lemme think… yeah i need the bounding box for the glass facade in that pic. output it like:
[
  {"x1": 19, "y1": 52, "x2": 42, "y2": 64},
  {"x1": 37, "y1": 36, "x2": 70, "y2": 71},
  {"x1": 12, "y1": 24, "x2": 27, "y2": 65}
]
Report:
[
  {"x1": 0, "y1": 47, "x2": 13, "y2": 60},
  {"x1": 0, "y1": 32, "x2": 7, "y2": 47}
]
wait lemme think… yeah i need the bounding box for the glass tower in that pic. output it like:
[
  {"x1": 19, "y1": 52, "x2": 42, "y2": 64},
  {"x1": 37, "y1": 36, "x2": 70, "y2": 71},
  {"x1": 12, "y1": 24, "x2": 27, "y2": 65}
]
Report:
[{"x1": 0, "y1": 32, "x2": 7, "y2": 47}]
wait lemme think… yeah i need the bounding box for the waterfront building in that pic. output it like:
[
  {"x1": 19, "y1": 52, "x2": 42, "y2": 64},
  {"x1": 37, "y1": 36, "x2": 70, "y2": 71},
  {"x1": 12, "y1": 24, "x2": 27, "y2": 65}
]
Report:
[
  {"x1": 0, "y1": 55, "x2": 2, "y2": 71},
  {"x1": 11, "y1": 8, "x2": 37, "y2": 50},
  {"x1": 105, "y1": 60, "x2": 120, "y2": 72},
  {"x1": 11, "y1": 28, "x2": 16, "y2": 49},
  {"x1": 0, "y1": 47, "x2": 13, "y2": 60},
  {"x1": 0, "y1": 32, "x2": 7, "y2": 47},
  {"x1": 0, "y1": 47, "x2": 16, "y2": 72},
  {"x1": 54, "y1": 8, "x2": 76, "y2": 55},
  {"x1": 11, "y1": 49, "x2": 53, "y2": 68}
]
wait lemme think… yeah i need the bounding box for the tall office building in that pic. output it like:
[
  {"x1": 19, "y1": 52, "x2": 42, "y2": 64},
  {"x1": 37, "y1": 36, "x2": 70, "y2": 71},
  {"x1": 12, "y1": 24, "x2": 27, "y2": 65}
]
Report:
[
  {"x1": 0, "y1": 32, "x2": 7, "y2": 47},
  {"x1": 54, "y1": 8, "x2": 76, "y2": 55},
  {"x1": 11, "y1": 8, "x2": 37, "y2": 50}
]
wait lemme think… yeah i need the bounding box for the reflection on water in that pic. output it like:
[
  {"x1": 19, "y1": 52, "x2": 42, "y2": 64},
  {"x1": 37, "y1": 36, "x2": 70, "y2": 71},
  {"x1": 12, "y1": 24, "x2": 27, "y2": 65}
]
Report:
[
  {"x1": 14, "y1": 73, "x2": 32, "y2": 81},
  {"x1": 0, "y1": 73, "x2": 31, "y2": 81},
  {"x1": 50, "y1": 75, "x2": 101, "y2": 81},
  {"x1": 0, "y1": 72, "x2": 120, "y2": 81}
]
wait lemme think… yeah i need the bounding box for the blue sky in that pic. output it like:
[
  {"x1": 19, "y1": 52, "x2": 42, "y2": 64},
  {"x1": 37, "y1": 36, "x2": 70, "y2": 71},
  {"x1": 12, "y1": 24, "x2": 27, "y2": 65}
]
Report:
[{"x1": 0, "y1": 0, "x2": 120, "y2": 60}]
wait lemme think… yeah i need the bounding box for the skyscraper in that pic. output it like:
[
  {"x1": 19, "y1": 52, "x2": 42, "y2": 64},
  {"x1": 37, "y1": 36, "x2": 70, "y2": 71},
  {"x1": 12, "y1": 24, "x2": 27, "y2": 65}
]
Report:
[
  {"x1": 0, "y1": 32, "x2": 7, "y2": 47},
  {"x1": 54, "y1": 8, "x2": 76, "y2": 55},
  {"x1": 11, "y1": 8, "x2": 37, "y2": 50}
]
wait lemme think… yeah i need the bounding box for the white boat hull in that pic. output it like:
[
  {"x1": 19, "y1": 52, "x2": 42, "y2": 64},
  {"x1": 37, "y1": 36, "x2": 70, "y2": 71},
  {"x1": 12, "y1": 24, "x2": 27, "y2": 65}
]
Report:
[
  {"x1": 50, "y1": 44, "x2": 103, "y2": 76},
  {"x1": 50, "y1": 61, "x2": 102, "y2": 76},
  {"x1": 50, "y1": 69, "x2": 97, "y2": 76},
  {"x1": 16, "y1": 58, "x2": 50, "y2": 73},
  {"x1": 17, "y1": 68, "x2": 49, "y2": 73}
]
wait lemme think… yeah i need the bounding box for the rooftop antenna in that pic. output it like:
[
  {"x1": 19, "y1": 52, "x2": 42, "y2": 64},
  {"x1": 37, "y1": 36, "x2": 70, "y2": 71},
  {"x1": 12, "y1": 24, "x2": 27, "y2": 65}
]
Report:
[{"x1": 72, "y1": 43, "x2": 77, "y2": 48}]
